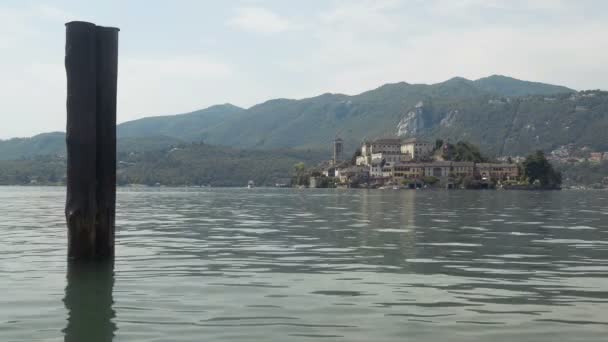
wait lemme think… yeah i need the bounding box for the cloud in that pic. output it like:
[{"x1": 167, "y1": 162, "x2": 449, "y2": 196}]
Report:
[
  {"x1": 227, "y1": 7, "x2": 290, "y2": 33},
  {"x1": 0, "y1": 4, "x2": 73, "y2": 32},
  {"x1": 429, "y1": 0, "x2": 566, "y2": 12},
  {"x1": 282, "y1": 0, "x2": 606, "y2": 97},
  {"x1": 116, "y1": 54, "x2": 244, "y2": 121},
  {"x1": 122, "y1": 55, "x2": 235, "y2": 79},
  {"x1": 319, "y1": 0, "x2": 403, "y2": 34},
  {"x1": 1, "y1": 1, "x2": 607, "y2": 139}
]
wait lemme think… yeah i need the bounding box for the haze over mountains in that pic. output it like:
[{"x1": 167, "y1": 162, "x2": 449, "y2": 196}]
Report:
[{"x1": 2, "y1": 75, "x2": 606, "y2": 161}]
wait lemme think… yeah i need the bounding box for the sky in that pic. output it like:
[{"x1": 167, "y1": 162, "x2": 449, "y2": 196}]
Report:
[{"x1": 1, "y1": 0, "x2": 607, "y2": 139}]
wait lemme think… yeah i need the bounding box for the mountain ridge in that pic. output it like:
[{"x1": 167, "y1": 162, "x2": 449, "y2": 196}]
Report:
[{"x1": 3, "y1": 75, "x2": 600, "y2": 161}]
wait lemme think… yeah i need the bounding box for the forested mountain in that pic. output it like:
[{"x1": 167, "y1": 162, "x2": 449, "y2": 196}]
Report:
[
  {"x1": 0, "y1": 133, "x2": 188, "y2": 160},
  {"x1": 111, "y1": 75, "x2": 598, "y2": 157},
  {"x1": 117, "y1": 103, "x2": 245, "y2": 141},
  {"x1": 0, "y1": 104, "x2": 244, "y2": 160},
  {"x1": 3, "y1": 75, "x2": 605, "y2": 162},
  {"x1": 0, "y1": 132, "x2": 65, "y2": 160},
  {"x1": 0, "y1": 143, "x2": 326, "y2": 187},
  {"x1": 116, "y1": 143, "x2": 325, "y2": 186},
  {"x1": 472, "y1": 75, "x2": 573, "y2": 97}
]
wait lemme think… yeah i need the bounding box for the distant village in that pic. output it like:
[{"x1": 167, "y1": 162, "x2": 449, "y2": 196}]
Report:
[
  {"x1": 548, "y1": 144, "x2": 608, "y2": 164},
  {"x1": 304, "y1": 137, "x2": 522, "y2": 189}
]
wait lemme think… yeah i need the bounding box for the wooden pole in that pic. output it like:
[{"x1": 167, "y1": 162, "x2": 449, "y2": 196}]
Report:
[
  {"x1": 65, "y1": 21, "x2": 119, "y2": 261},
  {"x1": 65, "y1": 21, "x2": 98, "y2": 260},
  {"x1": 95, "y1": 26, "x2": 119, "y2": 259}
]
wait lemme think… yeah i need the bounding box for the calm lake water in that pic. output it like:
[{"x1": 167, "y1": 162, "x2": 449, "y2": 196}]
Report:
[{"x1": 1, "y1": 187, "x2": 608, "y2": 341}]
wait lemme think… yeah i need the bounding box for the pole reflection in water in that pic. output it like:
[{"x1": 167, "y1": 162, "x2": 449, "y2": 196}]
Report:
[{"x1": 63, "y1": 261, "x2": 116, "y2": 342}]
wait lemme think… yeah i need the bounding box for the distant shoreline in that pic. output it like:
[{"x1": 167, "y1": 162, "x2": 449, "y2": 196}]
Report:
[{"x1": 0, "y1": 184, "x2": 602, "y2": 191}]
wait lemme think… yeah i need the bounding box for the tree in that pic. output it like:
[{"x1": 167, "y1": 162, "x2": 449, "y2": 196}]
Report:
[
  {"x1": 422, "y1": 176, "x2": 439, "y2": 185},
  {"x1": 522, "y1": 150, "x2": 562, "y2": 189},
  {"x1": 294, "y1": 162, "x2": 306, "y2": 174},
  {"x1": 401, "y1": 178, "x2": 414, "y2": 185},
  {"x1": 292, "y1": 162, "x2": 309, "y2": 186},
  {"x1": 434, "y1": 139, "x2": 444, "y2": 151}
]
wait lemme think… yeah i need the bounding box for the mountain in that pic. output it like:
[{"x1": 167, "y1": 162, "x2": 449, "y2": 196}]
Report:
[
  {"x1": 113, "y1": 75, "x2": 581, "y2": 155},
  {"x1": 0, "y1": 132, "x2": 65, "y2": 160},
  {"x1": 117, "y1": 103, "x2": 245, "y2": 141},
  {"x1": 395, "y1": 90, "x2": 608, "y2": 156},
  {"x1": 3, "y1": 75, "x2": 603, "y2": 161},
  {"x1": 191, "y1": 76, "x2": 587, "y2": 156},
  {"x1": 473, "y1": 75, "x2": 575, "y2": 97}
]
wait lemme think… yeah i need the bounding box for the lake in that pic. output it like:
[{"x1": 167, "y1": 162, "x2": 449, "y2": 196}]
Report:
[{"x1": 1, "y1": 187, "x2": 607, "y2": 341}]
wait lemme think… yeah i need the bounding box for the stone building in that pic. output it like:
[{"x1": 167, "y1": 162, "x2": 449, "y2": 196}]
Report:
[
  {"x1": 423, "y1": 161, "x2": 453, "y2": 178},
  {"x1": 451, "y1": 162, "x2": 475, "y2": 178},
  {"x1": 392, "y1": 163, "x2": 425, "y2": 181},
  {"x1": 475, "y1": 163, "x2": 519, "y2": 180},
  {"x1": 400, "y1": 138, "x2": 434, "y2": 160}
]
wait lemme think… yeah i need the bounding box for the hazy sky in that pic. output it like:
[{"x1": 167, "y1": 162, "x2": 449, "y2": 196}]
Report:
[{"x1": 1, "y1": 0, "x2": 607, "y2": 139}]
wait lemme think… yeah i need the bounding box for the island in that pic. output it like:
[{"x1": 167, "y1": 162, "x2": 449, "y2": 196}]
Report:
[{"x1": 299, "y1": 137, "x2": 562, "y2": 190}]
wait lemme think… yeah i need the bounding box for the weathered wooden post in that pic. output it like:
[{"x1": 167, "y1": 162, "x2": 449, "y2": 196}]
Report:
[
  {"x1": 65, "y1": 21, "x2": 119, "y2": 261},
  {"x1": 94, "y1": 26, "x2": 119, "y2": 260}
]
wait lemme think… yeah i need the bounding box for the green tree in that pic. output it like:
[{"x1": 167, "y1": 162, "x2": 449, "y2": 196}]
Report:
[
  {"x1": 292, "y1": 162, "x2": 309, "y2": 186},
  {"x1": 422, "y1": 176, "x2": 439, "y2": 185},
  {"x1": 522, "y1": 150, "x2": 562, "y2": 189},
  {"x1": 434, "y1": 139, "x2": 444, "y2": 152}
]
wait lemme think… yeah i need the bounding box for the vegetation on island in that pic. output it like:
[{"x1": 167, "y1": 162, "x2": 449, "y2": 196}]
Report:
[
  {"x1": 520, "y1": 151, "x2": 562, "y2": 189},
  {"x1": 435, "y1": 139, "x2": 487, "y2": 162},
  {"x1": 292, "y1": 162, "x2": 309, "y2": 187}
]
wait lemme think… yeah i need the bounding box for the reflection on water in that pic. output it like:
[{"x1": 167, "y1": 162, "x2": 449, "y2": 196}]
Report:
[
  {"x1": 1, "y1": 187, "x2": 608, "y2": 341},
  {"x1": 63, "y1": 261, "x2": 116, "y2": 342}
]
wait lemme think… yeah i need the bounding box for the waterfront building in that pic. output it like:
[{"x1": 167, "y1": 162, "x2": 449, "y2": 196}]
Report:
[
  {"x1": 369, "y1": 160, "x2": 384, "y2": 178},
  {"x1": 451, "y1": 162, "x2": 475, "y2": 178},
  {"x1": 423, "y1": 161, "x2": 452, "y2": 178},
  {"x1": 392, "y1": 163, "x2": 425, "y2": 181},
  {"x1": 337, "y1": 166, "x2": 369, "y2": 184},
  {"x1": 475, "y1": 163, "x2": 519, "y2": 180}
]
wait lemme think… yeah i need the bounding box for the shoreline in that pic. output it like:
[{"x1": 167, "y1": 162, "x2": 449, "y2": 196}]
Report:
[{"x1": 1, "y1": 184, "x2": 603, "y2": 191}]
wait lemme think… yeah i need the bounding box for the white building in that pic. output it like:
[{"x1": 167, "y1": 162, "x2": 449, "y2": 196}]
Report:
[{"x1": 400, "y1": 138, "x2": 434, "y2": 160}]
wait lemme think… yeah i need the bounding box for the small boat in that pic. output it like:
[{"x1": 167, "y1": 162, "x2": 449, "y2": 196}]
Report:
[{"x1": 247, "y1": 180, "x2": 255, "y2": 189}]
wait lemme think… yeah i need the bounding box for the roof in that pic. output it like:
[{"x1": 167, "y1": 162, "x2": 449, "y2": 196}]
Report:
[
  {"x1": 402, "y1": 138, "x2": 432, "y2": 144},
  {"x1": 371, "y1": 138, "x2": 402, "y2": 145},
  {"x1": 451, "y1": 161, "x2": 475, "y2": 167},
  {"x1": 476, "y1": 163, "x2": 518, "y2": 168},
  {"x1": 371, "y1": 152, "x2": 403, "y2": 155},
  {"x1": 393, "y1": 162, "x2": 426, "y2": 167},
  {"x1": 424, "y1": 161, "x2": 452, "y2": 167}
]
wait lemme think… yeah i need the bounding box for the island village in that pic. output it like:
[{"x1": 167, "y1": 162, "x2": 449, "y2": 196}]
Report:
[{"x1": 305, "y1": 137, "x2": 521, "y2": 189}]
